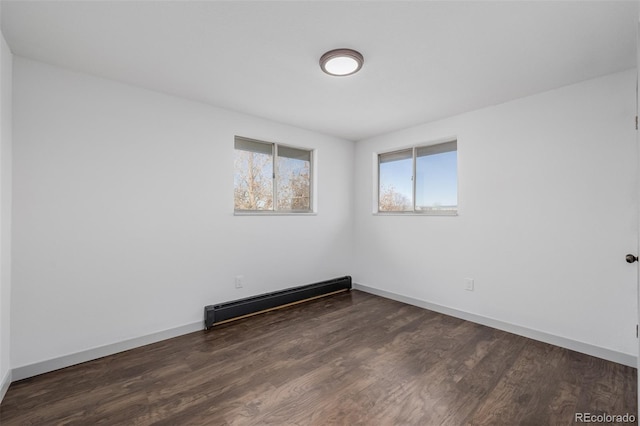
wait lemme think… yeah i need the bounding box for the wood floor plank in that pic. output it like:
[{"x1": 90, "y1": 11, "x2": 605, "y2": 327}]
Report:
[
  {"x1": 1, "y1": 290, "x2": 636, "y2": 425},
  {"x1": 469, "y1": 340, "x2": 568, "y2": 425}
]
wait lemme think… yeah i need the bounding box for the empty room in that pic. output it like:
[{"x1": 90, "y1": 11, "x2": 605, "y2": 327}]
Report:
[{"x1": 0, "y1": 1, "x2": 639, "y2": 424}]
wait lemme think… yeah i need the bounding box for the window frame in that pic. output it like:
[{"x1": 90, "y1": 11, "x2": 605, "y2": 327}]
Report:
[
  {"x1": 376, "y1": 139, "x2": 458, "y2": 216},
  {"x1": 234, "y1": 136, "x2": 315, "y2": 215}
]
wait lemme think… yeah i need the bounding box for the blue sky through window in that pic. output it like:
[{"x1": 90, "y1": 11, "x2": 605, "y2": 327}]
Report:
[
  {"x1": 416, "y1": 151, "x2": 457, "y2": 208},
  {"x1": 379, "y1": 157, "x2": 413, "y2": 203},
  {"x1": 379, "y1": 147, "x2": 457, "y2": 211}
]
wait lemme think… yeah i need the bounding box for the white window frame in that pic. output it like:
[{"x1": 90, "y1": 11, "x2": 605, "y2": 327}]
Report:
[
  {"x1": 234, "y1": 136, "x2": 315, "y2": 215},
  {"x1": 375, "y1": 139, "x2": 458, "y2": 216}
]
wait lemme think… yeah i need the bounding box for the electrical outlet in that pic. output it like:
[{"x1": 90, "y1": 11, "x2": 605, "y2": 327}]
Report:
[
  {"x1": 235, "y1": 275, "x2": 244, "y2": 289},
  {"x1": 465, "y1": 278, "x2": 474, "y2": 291}
]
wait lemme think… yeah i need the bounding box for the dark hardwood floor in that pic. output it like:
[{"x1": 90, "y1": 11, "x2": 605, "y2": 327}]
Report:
[{"x1": 1, "y1": 290, "x2": 637, "y2": 425}]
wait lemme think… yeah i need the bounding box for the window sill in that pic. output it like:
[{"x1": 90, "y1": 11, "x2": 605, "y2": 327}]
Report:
[
  {"x1": 374, "y1": 211, "x2": 458, "y2": 217},
  {"x1": 234, "y1": 211, "x2": 317, "y2": 216}
]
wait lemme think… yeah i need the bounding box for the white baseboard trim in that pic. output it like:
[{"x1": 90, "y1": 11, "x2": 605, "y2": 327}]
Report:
[
  {"x1": 353, "y1": 283, "x2": 637, "y2": 368},
  {"x1": 0, "y1": 368, "x2": 11, "y2": 404},
  {"x1": 6, "y1": 286, "x2": 636, "y2": 386},
  {"x1": 11, "y1": 321, "x2": 203, "y2": 382}
]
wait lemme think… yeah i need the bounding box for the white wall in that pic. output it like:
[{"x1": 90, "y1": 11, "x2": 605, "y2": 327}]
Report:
[
  {"x1": 8, "y1": 55, "x2": 638, "y2": 378},
  {"x1": 11, "y1": 57, "x2": 354, "y2": 371},
  {"x1": 0, "y1": 3, "x2": 13, "y2": 400},
  {"x1": 354, "y1": 69, "x2": 638, "y2": 359}
]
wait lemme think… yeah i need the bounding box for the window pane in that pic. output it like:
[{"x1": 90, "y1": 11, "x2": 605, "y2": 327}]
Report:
[
  {"x1": 234, "y1": 136, "x2": 314, "y2": 213},
  {"x1": 277, "y1": 148, "x2": 311, "y2": 211},
  {"x1": 415, "y1": 149, "x2": 457, "y2": 212},
  {"x1": 234, "y1": 141, "x2": 274, "y2": 211},
  {"x1": 379, "y1": 149, "x2": 413, "y2": 212}
]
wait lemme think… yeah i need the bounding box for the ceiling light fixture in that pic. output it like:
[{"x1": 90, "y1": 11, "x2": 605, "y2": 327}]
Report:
[{"x1": 319, "y1": 48, "x2": 364, "y2": 76}]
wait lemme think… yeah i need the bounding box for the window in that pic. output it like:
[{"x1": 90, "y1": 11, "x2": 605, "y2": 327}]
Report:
[
  {"x1": 234, "y1": 136, "x2": 312, "y2": 213},
  {"x1": 378, "y1": 140, "x2": 457, "y2": 214}
]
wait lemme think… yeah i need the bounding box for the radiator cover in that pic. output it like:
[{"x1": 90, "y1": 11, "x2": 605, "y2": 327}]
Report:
[{"x1": 204, "y1": 276, "x2": 352, "y2": 329}]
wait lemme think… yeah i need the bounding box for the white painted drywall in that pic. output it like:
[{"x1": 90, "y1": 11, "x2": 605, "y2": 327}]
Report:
[
  {"x1": 9, "y1": 55, "x2": 638, "y2": 375},
  {"x1": 354, "y1": 69, "x2": 638, "y2": 357},
  {"x1": 11, "y1": 57, "x2": 354, "y2": 369},
  {"x1": 0, "y1": 7, "x2": 13, "y2": 400}
]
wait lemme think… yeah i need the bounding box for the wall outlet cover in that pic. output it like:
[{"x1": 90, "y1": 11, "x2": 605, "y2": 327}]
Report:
[{"x1": 465, "y1": 278, "x2": 474, "y2": 291}]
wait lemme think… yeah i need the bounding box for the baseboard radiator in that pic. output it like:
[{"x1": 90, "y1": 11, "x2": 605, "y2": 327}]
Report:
[{"x1": 204, "y1": 276, "x2": 352, "y2": 329}]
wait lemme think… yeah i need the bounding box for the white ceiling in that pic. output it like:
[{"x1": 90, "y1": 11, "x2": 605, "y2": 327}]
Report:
[{"x1": 1, "y1": 1, "x2": 637, "y2": 141}]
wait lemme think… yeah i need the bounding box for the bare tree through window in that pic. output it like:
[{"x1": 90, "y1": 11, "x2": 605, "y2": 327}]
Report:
[
  {"x1": 234, "y1": 149, "x2": 273, "y2": 210},
  {"x1": 234, "y1": 137, "x2": 312, "y2": 212}
]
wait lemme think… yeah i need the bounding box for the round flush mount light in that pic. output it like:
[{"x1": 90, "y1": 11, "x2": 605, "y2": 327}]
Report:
[{"x1": 319, "y1": 48, "x2": 364, "y2": 76}]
